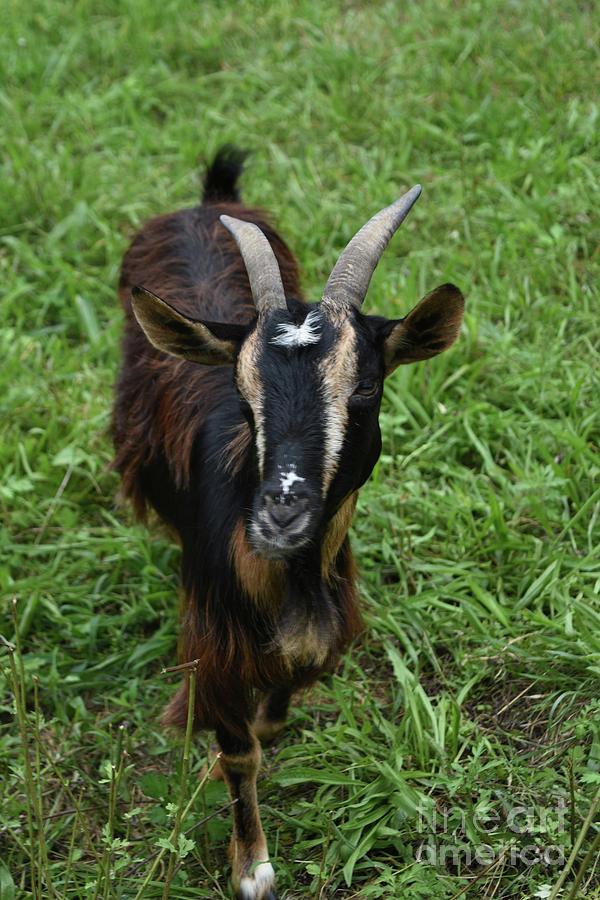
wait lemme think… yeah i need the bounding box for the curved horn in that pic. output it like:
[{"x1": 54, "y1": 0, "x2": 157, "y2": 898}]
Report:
[
  {"x1": 220, "y1": 215, "x2": 287, "y2": 313},
  {"x1": 322, "y1": 185, "x2": 422, "y2": 311}
]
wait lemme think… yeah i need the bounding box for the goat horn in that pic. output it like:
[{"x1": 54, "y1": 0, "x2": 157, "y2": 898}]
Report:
[
  {"x1": 220, "y1": 215, "x2": 287, "y2": 313},
  {"x1": 322, "y1": 185, "x2": 422, "y2": 311}
]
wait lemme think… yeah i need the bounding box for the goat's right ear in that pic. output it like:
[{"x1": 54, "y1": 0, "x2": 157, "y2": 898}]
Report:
[{"x1": 131, "y1": 286, "x2": 249, "y2": 366}]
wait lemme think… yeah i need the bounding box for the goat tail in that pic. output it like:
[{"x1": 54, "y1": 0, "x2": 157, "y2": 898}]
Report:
[{"x1": 202, "y1": 145, "x2": 248, "y2": 204}]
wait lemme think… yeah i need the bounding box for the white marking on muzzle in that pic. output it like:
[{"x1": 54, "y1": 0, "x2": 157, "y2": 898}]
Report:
[
  {"x1": 279, "y1": 464, "x2": 305, "y2": 496},
  {"x1": 271, "y1": 309, "x2": 321, "y2": 348}
]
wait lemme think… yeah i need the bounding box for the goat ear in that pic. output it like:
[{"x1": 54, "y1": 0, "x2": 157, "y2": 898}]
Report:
[
  {"x1": 131, "y1": 286, "x2": 248, "y2": 365},
  {"x1": 383, "y1": 283, "x2": 464, "y2": 376}
]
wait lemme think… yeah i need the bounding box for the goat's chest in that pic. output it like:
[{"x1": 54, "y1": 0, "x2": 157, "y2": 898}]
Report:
[{"x1": 272, "y1": 591, "x2": 341, "y2": 670}]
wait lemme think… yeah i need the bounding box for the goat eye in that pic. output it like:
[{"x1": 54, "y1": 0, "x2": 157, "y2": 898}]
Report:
[{"x1": 353, "y1": 379, "x2": 379, "y2": 398}]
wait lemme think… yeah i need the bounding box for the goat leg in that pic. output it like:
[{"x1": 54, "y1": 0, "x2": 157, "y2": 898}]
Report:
[{"x1": 216, "y1": 724, "x2": 276, "y2": 900}]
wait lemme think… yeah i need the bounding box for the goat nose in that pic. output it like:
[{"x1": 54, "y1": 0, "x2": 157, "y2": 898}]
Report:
[{"x1": 262, "y1": 491, "x2": 309, "y2": 529}]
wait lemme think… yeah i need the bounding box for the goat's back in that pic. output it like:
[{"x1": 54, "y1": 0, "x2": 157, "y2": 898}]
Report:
[
  {"x1": 113, "y1": 159, "x2": 303, "y2": 518},
  {"x1": 118, "y1": 201, "x2": 301, "y2": 325}
]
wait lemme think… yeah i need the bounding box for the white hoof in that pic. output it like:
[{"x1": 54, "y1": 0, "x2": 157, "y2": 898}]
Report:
[{"x1": 238, "y1": 861, "x2": 275, "y2": 899}]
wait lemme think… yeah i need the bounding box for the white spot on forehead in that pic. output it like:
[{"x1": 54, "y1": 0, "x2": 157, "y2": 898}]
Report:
[
  {"x1": 270, "y1": 308, "x2": 321, "y2": 349},
  {"x1": 278, "y1": 464, "x2": 305, "y2": 496}
]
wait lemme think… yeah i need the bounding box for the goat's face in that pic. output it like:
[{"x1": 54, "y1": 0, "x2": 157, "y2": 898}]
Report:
[
  {"x1": 131, "y1": 188, "x2": 464, "y2": 560},
  {"x1": 235, "y1": 298, "x2": 389, "y2": 558}
]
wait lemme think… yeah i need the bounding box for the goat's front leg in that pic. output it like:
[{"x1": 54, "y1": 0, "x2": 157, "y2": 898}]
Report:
[{"x1": 216, "y1": 723, "x2": 276, "y2": 900}]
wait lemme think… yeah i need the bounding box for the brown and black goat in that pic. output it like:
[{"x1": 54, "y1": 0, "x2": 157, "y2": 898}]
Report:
[{"x1": 113, "y1": 147, "x2": 464, "y2": 900}]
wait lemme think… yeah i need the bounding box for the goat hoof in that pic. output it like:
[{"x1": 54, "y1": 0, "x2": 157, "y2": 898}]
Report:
[{"x1": 236, "y1": 861, "x2": 276, "y2": 899}]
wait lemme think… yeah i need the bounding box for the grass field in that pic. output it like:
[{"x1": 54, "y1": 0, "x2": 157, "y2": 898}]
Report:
[{"x1": 1, "y1": 0, "x2": 599, "y2": 897}]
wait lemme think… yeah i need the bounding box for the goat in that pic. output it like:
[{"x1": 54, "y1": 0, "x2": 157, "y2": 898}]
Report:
[{"x1": 113, "y1": 147, "x2": 464, "y2": 900}]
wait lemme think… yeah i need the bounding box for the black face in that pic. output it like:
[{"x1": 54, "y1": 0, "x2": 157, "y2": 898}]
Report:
[
  {"x1": 131, "y1": 276, "x2": 463, "y2": 562},
  {"x1": 235, "y1": 299, "x2": 387, "y2": 560}
]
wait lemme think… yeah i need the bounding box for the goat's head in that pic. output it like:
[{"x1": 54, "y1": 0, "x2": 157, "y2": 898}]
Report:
[{"x1": 131, "y1": 187, "x2": 464, "y2": 560}]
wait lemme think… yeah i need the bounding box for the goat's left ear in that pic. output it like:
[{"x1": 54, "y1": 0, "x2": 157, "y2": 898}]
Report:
[
  {"x1": 382, "y1": 283, "x2": 464, "y2": 376},
  {"x1": 131, "y1": 286, "x2": 249, "y2": 366}
]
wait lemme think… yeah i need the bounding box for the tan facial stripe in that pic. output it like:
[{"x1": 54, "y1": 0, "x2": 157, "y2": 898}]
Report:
[
  {"x1": 318, "y1": 315, "x2": 358, "y2": 497},
  {"x1": 236, "y1": 328, "x2": 266, "y2": 476}
]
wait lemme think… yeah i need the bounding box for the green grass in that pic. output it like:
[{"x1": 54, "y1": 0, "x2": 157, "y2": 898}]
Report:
[{"x1": 1, "y1": 0, "x2": 599, "y2": 897}]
